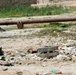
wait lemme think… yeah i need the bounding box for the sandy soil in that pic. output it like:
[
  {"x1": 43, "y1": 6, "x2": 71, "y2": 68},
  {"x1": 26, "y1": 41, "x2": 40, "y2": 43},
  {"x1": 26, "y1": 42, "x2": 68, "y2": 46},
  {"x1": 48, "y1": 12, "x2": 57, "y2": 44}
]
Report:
[
  {"x1": 0, "y1": 61, "x2": 76, "y2": 75},
  {"x1": 0, "y1": 1, "x2": 76, "y2": 74},
  {"x1": 0, "y1": 26, "x2": 76, "y2": 75}
]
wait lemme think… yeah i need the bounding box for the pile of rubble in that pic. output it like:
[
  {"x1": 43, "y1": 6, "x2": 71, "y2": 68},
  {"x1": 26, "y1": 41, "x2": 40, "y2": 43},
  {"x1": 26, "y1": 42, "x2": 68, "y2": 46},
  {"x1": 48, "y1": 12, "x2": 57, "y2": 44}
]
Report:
[
  {"x1": 0, "y1": 43, "x2": 76, "y2": 67},
  {"x1": 56, "y1": 44, "x2": 76, "y2": 62},
  {"x1": 28, "y1": 44, "x2": 76, "y2": 62},
  {"x1": 0, "y1": 46, "x2": 43, "y2": 66}
]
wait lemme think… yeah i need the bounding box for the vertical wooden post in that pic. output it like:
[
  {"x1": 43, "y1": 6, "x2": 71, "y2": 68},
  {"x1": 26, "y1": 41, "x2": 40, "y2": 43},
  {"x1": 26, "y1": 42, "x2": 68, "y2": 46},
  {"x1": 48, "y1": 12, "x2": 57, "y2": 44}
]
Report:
[{"x1": 17, "y1": 22, "x2": 24, "y2": 29}]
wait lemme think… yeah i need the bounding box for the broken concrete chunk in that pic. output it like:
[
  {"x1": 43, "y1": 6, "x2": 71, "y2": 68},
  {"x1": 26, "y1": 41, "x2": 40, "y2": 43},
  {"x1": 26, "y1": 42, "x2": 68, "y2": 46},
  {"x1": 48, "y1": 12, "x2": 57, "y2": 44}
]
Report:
[
  {"x1": 20, "y1": 53, "x2": 26, "y2": 57},
  {"x1": 37, "y1": 46, "x2": 58, "y2": 53},
  {"x1": 37, "y1": 46, "x2": 59, "y2": 58}
]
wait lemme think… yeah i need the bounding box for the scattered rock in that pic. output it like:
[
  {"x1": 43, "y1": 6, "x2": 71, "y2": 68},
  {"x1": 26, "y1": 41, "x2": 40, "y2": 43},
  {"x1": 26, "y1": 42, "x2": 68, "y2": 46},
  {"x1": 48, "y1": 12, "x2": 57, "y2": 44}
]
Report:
[
  {"x1": 20, "y1": 53, "x2": 26, "y2": 57},
  {"x1": 27, "y1": 62, "x2": 36, "y2": 65},
  {"x1": 35, "y1": 72, "x2": 42, "y2": 75},
  {"x1": 16, "y1": 71, "x2": 23, "y2": 75},
  {"x1": 72, "y1": 53, "x2": 76, "y2": 62},
  {"x1": 37, "y1": 46, "x2": 59, "y2": 58},
  {"x1": 2, "y1": 67, "x2": 8, "y2": 71}
]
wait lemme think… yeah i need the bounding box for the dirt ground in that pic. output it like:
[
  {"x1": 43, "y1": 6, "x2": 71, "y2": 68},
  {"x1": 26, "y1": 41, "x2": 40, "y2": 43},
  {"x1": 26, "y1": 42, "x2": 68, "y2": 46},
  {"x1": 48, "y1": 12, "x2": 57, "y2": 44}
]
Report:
[
  {"x1": 0, "y1": 25, "x2": 76, "y2": 75},
  {"x1": 0, "y1": 1, "x2": 76, "y2": 75}
]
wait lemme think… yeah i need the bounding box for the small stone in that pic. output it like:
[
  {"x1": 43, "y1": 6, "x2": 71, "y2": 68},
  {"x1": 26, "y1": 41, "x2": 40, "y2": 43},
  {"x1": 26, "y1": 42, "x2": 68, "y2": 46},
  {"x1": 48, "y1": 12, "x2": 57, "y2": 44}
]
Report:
[
  {"x1": 27, "y1": 62, "x2": 36, "y2": 65},
  {"x1": 27, "y1": 48, "x2": 34, "y2": 53},
  {"x1": 44, "y1": 73, "x2": 52, "y2": 75},
  {"x1": 36, "y1": 73, "x2": 40, "y2": 75},
  {"x1": 16, "y1": 71, "x2": 23, "y2": 75},
  {"x1": 27, "y1": 48, "x2": 37, "y2": 53},
  {"x1": 2, "y1": 67, "x2": 8, "y2": 71}
]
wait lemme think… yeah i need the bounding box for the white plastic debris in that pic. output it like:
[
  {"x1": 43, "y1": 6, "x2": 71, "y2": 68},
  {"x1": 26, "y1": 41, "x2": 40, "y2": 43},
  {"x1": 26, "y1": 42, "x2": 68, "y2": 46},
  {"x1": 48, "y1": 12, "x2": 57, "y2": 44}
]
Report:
[
  {"x1": 64, "y1": 46, "x2": 76, "y2": 54},
  {"x1": 56, "y1": 54, "x2": 64, "y2": 59}
]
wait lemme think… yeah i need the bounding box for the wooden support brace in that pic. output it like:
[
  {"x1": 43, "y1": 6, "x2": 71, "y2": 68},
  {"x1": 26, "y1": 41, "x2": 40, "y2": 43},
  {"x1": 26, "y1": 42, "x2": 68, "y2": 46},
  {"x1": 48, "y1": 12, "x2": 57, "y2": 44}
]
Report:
[{"x1": 17, "y1": 21, "x2": 24, "y2": 29}]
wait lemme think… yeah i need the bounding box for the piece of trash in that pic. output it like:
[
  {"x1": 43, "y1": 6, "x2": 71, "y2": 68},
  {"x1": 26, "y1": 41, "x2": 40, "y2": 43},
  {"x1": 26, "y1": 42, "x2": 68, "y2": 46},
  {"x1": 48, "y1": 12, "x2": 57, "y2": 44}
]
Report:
[
  {"x1": 56, "y1": 54, "x2": 64, "y2": 59},
  {"x1": 50, "y1": 69, "x2": 62, "y2": 74},
  {"x1": 55, "y1": 71, "x2": 62, "y2": 74},
  {"x1": 0, "y1": 63, "x2": 14, "y2": 66},
  {"x1": 0, "y1": 47, "x2": 4, "y2": 56},
  {"x1": 50, "y1": 69, "x2": 57, "y2": 73},
  {"x1": 0, "y1": 56, "x2": 6, "y2": 61}
]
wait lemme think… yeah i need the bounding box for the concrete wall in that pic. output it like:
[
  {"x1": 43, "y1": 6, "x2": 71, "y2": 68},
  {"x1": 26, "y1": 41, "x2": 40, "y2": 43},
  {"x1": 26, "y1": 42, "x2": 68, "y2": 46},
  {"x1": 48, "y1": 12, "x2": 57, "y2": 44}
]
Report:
[
  {"x1": 0, "y1": 0, "x2": 11, "y2": 7},
  {"x1": 0, "y1": 0, "x2": 37, "y2": 8},
  {"x1": 37, "y1": 0, "x2": 50, "y2": 4},
  {"x1": 0, "y1": 0, "x2": 74, "y2": 7}
]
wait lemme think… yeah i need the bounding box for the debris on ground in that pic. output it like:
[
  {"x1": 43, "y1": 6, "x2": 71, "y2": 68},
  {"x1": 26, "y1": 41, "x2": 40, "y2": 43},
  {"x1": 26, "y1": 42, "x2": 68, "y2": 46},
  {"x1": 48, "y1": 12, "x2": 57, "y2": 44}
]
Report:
[
  {"x1": 37, "y1": 46, "x2": 59, "y2": 59},
  {"x1": 2, "y1": 67, "x2": 8, "y2": 71},
  {"x1": 0, "y1": 27, "x2": 6, "y2": 32},
  {"x1": 0, "y1": 35, "x2": 76, "y2": 75},
  {"x1": 56, "y1": 44, "x2": 76, "y2": 62},
  {"x1": 27, "y1": 47, "x2": 37, "y2": 53},
  {"x1": 0, "y1": 43, "x2": 76, "y2": 67},
  {"x1": 0, "y1": 47, "x2": 4, "y2": 56},
  {"x1": 50, "y1": 69, "x2": 62, "y2": 74},
  {"x1": 16, "y1": 71, "x2": 23, "y2": 75}
]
